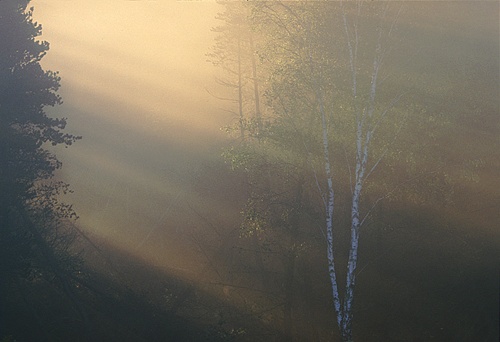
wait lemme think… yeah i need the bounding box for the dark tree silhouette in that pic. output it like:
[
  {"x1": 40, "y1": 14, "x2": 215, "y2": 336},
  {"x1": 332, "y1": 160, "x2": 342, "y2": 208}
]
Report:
[{"x1": 0, "y1": 1, "x2": 82, "y2": 339}]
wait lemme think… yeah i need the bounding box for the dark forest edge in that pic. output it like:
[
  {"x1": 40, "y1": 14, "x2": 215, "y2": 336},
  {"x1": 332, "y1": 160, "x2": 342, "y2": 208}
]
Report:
[{"x1": 0, "y1": 0, "x2": 85, "y2": 339}]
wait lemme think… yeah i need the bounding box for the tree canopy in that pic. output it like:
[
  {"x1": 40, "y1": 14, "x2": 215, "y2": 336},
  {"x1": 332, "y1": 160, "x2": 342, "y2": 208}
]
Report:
[
  {"x1": 0, "y1": 1, "x2": 81, "y2": 339},
  {"x1": 213, "y1": 1, "x2": 499, "y2": 340}
]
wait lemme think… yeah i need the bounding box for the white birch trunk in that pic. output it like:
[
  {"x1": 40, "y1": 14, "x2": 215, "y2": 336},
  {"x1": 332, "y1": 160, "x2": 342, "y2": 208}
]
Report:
[
  {"x1": 316, "y1": 74, "x2": 343, "y2": 331},
  {"x1": 337, "y1": 2, "x2": 387, "y2": 340},
  {"x1": 304, "y1": 2, "x2": 397, "y2": 340}
]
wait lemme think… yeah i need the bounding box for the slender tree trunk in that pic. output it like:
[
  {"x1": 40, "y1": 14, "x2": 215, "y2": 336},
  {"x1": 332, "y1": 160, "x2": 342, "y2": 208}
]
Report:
[
  {"x1": 312, "y1": 60, "x2": 343, "y2": 331},
  {"x1": 249, "y1": 34, "x2": 262, "y2": 134},
  {"x1": 248, "y1": 29, "x2": 268, "y2": 287},
  {"x1": 341, "y1": 182, "x2": 362, "y2": 341},
  {"x1": 237, "y1": 37, "x2": 244, "y2": 140}
]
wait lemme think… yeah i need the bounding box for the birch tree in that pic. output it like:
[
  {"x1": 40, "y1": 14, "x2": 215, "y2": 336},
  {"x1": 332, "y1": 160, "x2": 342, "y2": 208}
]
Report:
[
  {"x1": 318, "y1": 3, "x2": 405, "y2": 340},
  {"x1": 243, "y1": 2, "x2": 407, "y2": 340},
  {"x1": 214, "y1": 1, "x2": 497, "y2": 339},
  {"x1": 286, "y1": 3, "x2": 407, "y2": 340}
]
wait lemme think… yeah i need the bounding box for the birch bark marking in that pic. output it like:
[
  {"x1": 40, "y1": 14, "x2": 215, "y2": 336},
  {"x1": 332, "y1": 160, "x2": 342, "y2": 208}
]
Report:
[
  {"x1": 339, "y1": 2, "x2": 388, "y2": 340},
  {"x1": 309, "y1": 50, "x2": 343, "y2": 330},
  {"x1": 322, "y1": 93, "x2": 343, "y2": 331}
]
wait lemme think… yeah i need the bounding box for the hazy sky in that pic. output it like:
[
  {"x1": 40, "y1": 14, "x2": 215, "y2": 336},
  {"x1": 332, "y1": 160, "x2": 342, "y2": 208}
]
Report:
[
  {"x1": 28, "y1": 0, "x2": 499, "y2": 278},
  {"x1": 33, "y1": 0, "x2": 223, "y2": 134},
  {"x1": 22, "y1": 3, "x2": 500, "y2": 338},
  {"x1": 31, "y1": 0, "x2": 234, "y2": 268}
]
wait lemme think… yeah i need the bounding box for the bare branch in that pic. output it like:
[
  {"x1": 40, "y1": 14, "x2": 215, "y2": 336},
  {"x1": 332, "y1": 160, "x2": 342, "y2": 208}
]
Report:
[{"x1": 205, "y1": 87, "x2": 239, "y2": 103}]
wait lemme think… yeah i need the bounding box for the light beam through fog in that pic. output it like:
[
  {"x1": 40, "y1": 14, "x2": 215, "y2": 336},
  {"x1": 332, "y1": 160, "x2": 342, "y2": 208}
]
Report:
[
  {"x1": 32, "y1": 1, "x2": 237, "y2": 274},
  {"x1": 25, "y1": 1, "x2": 499, "y2": 340}
]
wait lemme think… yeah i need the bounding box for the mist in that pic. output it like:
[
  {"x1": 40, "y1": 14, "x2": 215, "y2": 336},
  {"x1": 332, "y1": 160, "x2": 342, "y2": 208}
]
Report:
[
  {"x1": 2, "y1": 0, "x2": 497, "y2": 340},
  {"x1": 33, "y1": 0, "x2": 234, "y2": 266}
]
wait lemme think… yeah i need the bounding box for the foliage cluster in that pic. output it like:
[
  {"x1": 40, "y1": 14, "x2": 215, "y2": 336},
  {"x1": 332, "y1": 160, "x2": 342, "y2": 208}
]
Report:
[
  {"x1": 211, "y1": 1, "x2": 499, "y2": 341},
  {"x1": 0, "y1": 1, "x2": 83, "y2": 339}
]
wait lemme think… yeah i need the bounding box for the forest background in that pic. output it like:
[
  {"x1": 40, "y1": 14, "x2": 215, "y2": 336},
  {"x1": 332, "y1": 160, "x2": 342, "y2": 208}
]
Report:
[{"x1": 0, "y1": 1, "x2": 498, "y2": 341}]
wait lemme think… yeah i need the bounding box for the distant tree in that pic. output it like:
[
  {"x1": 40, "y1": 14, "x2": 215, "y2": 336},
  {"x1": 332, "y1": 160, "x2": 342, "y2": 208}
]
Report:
[
  {"x1": 223, "y1": 1, "x2": 414, "y2": 340},
  {"x1": 208, "y1": 2, "x2": 263, "y2": 140},
  {"x1": 209, "y1": 2, "x2": 275, "y2": 295},
  {"x1": 213, "y1": 1, "x2": 498, "y2": 340},
  {"x1": 0, "y1": 0, "x2": 82, "y2": 338}
]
